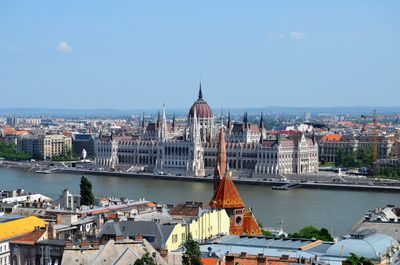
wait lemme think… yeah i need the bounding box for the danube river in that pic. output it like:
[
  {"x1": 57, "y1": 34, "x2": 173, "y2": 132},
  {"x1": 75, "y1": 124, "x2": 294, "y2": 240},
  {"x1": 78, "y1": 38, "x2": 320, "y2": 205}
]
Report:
[{"x1": 1, "y1": 167, "x2": 399, "y2": 236}]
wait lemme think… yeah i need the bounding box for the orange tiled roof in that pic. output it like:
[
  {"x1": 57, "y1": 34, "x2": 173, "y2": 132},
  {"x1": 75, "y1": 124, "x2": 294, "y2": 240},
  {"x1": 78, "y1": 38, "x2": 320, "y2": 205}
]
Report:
[
  {"x1": 320, "y1": 134, "x2": 342, "y2": 142},
  {"x1": 242, "y1": 208, "x2": 262, "y2": 236},
  {"x1": 147, "y1": 202, "x2": 157, "y2": 208},
  {"x1": 0, "y1": 216, "x2": 47, "y2": 241},
  {"x1": 10, "y1": 229, "x2": 46, "y2": 245},
  {"x1": 209, "y1": 171, "x2": 245, "y2": 210},
  {"x1": 229, "y1": 208, "x2": 262, "y2": 236},
  {"x1": 16, "y1": 130, "x2": 30, "y2": 136},
  {"x1": 3, "y1": 127, "x2": 16, "y2": 135},
  {"x1": 201, "y1": 258, "x2": 219, "y2": 265}
]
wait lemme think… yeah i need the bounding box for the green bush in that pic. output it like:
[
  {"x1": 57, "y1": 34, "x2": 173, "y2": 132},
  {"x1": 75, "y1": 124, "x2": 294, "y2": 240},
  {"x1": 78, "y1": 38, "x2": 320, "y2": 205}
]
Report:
[{"x1": 288, "y1": 226, "x2": 333, "y2": 241}]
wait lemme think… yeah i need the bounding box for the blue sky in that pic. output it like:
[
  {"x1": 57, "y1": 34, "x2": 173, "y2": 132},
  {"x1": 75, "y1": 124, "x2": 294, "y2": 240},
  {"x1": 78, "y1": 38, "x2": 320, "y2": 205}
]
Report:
[{"x1": 0, "y1": 1, "x2": 399, "y2": 109}]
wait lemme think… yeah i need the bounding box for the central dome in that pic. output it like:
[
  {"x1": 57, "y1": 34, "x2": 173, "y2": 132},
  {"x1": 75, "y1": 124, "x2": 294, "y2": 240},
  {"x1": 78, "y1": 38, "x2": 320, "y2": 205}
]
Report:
[{"x1": 188, "y1": 84, "x2": 213, "y2": 119}]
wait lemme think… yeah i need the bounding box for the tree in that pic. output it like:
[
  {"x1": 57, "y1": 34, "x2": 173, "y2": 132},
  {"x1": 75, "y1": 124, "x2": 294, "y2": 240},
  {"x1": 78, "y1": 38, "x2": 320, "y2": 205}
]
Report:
[
  {"x1": 344, "y1": 253, "x2": 373, "y2": 265},
  {"x1": 182, "y1": 233, "x2": 203, "y2": 265},
  {"x1": 80, "y1": 176, "x2": 95, "y2": 206},
  {"x1": 336, "y1": 148, "x2": 373, "y2": 169},
  {"x1": 0, "y1": 142, "x2": 32, "y2": 161},
  {"x1": 288, "y1": 226, "x2": 333, "y2": 242},
  {"x1": 134, "y1": 251, "x2": 158, "y2": 265}
]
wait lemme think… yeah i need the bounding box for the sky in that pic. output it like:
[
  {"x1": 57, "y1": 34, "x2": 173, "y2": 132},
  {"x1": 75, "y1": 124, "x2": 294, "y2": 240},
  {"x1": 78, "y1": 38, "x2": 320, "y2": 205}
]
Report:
[{"x1": 0, "y1": 1, "x2": 399, "y2": 110}]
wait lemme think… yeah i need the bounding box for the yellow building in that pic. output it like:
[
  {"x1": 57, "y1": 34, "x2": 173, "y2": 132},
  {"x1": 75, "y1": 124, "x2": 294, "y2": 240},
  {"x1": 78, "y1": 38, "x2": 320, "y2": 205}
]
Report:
[
  {"x1": 39, "y1": 134, "x2": 72, "y2": 158},
  {"x1": 165, "y1": 208, "x2": 230, "y2": 251},
  {"x1": 0, "y1": 216, "x2": 48, "y2": 265}
]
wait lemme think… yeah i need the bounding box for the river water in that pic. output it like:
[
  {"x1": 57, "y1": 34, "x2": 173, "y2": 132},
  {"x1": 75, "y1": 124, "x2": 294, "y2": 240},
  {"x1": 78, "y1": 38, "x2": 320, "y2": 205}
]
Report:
[{"x1": 1, "y1": 167, "x2": 399, "y2": 236}]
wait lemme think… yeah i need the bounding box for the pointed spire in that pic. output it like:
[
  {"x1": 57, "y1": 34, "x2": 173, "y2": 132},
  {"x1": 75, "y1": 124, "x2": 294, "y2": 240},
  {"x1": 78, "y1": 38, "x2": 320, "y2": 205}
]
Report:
[
  {"x1": 312, "y1": 131, "x2": 316, "y2": 145},
  {"x1": 259, "y1": 112, "x2": 264, "y2": 144},
  {"x1": 198, "y1": 82, "x2": 203, "y2": 100},
  {"x1": 243, "y1": 110, "x2": 248, "y2": 129},
  {"x1": 228, "y1": 111, "x2": 232, "y2": 128},
  {"x1": 191, "y1": 107, "x2": 200, "y2": 143},
  {"x1": 141, "y1": 112, "x2": 146, "y2": 128},
  {"x1": 172, "y1": 113, "x2": 176, "y2": 129},
  {"x1": 160, "y1": 103, "x2": 167, "y2": 142},
  {"x1": 214, "y1": 128, "x2": 227, "y2": 192},
  {"x1": 156, "y1": 111, "x2": 161, "y2": 128},
  {"x1": 259, "y1": 112, "x2": 264, "y2": 129}
]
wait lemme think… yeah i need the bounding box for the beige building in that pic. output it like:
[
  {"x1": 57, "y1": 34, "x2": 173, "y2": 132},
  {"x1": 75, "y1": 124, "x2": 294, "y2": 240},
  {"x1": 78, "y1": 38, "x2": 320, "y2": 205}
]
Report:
[
  {"x1": 165, "y1": 208, "x2": 230, "y2": 251},
  {"x1": 38, "y1": 134, "x2": 72, "y2": 159}
]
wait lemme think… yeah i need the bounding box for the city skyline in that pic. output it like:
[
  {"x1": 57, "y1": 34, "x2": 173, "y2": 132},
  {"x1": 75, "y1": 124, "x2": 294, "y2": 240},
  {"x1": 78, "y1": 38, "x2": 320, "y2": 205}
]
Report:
[{"x1": 1, "y1": 1, "x2": 399, "y2": 109}]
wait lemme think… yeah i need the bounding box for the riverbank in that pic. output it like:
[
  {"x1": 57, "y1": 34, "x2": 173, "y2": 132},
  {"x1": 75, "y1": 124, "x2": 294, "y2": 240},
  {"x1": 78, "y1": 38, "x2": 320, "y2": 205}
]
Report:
[
  {"x1": 1, "y1": 166, "x2": 399, "y2": 236},
  {"x1": 2, "y1": 160, "x2": 400, "y2": 193}
]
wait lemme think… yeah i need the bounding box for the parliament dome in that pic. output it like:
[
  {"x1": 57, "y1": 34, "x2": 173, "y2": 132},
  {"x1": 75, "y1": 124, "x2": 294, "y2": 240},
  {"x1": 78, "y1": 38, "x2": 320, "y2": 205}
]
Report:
[{"x1": 188, "y1": 84, "x2": 213, "y2": 119}]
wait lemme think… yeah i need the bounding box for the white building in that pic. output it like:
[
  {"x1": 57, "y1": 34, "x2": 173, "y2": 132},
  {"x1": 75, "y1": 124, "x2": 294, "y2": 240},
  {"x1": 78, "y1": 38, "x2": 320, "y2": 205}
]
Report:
[{"x1": 94, "y1": 86, "x2": 319, "y2": 176}]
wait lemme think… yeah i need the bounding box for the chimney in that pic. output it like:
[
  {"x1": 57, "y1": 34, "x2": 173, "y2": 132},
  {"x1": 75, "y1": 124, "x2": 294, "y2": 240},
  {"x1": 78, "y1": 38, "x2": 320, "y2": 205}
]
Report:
[
  {"x1": 64, "y1": 241, "x2": 73, "y2": 249},
  {"x1": 56, "y1": 214, "x2": 62, "y2": 224},
  {"x1": 80, "y1": 241, "x2": 90, "y2": 249},
  {"x1": 134, "y1": 234, "x2": 144, "y2": 241},
  {"x1": 92, "y1": 241, "x2": 100, "y2": 249},
  {"x1": 225, "y1": 255, "x2": 235, "y2": 265},
  {"x1": 239, "y1": 252, "x2": 247, "y2": 258},
  {"x1": 115, "y1": 234, "x2": 125, "y2": 242},
  {"x1": 256, "y1": 254, "x2": 267, "y2": 265}
]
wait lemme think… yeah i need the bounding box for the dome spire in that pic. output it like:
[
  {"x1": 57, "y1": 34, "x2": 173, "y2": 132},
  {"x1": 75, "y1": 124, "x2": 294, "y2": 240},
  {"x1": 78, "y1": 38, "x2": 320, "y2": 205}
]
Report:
[{"x1": 198, "y1": 82, "x2": 203, "y2": 99}]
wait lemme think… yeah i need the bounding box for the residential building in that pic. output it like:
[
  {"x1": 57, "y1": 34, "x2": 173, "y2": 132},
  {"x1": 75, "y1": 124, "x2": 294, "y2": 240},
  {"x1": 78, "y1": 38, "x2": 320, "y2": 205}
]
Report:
[
  {"x1": 71, "y1": 133, "x2": 95, "y2": 159},
  {"x1": 59, "y1": 189, "x2": 80, "y2": 211},
  {"x1": 99, "y1": 207, "x2": 229, "y2": 251},
  {"x1": 37, "y1": 134, "x2": 72, "y2": 159},
  {"x1": 61, "y1": 238, "x2": 169, "y2": 265},
  {"x1": 0, "y1": 216, "x2": 47, "y2": 265}
]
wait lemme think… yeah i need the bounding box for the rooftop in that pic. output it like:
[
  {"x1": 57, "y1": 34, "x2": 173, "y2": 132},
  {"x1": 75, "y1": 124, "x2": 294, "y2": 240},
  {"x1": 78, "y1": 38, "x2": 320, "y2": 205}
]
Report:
[{"x1": 0, "y1": 216, "x2": 48, "y2": 241}]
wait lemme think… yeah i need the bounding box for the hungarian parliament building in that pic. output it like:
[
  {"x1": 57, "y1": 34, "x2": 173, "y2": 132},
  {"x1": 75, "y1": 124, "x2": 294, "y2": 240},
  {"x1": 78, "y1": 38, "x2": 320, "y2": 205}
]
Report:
[{"x1": 94, "y1": 86, "x2": 319, "y2": 177}]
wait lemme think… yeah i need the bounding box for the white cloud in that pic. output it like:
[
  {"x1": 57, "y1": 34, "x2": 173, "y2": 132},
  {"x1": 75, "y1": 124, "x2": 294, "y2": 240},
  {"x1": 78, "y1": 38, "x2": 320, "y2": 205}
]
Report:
[
  {"x1": 290, "y1": 32, "x2": 306, "y2": 41},
  {"x1": 57, "y1": 41, "x2": 72, "y2": 52}
]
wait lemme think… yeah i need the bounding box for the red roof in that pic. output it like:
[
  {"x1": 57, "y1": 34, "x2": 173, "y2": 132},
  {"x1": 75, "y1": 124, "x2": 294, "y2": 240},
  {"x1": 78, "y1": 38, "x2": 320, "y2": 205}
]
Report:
[
  {"x1": 320, "y1": 134, "x2": 342, "y2": 142},
  {"x1": 209, "y1": 172, "x2": 245, "y2": 210},
  {"x1": 201, "y1": 258, "x2": 219, "y2": 265},
  {"x1": 10, "y1": 229, "x2": 46, "y2": 245}
]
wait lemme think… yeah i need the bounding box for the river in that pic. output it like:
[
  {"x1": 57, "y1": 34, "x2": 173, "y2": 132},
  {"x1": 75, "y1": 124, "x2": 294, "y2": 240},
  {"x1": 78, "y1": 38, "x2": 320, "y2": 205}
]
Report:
[{"x1": 1, "y1": 167, "x2": 399, "y2": 236}]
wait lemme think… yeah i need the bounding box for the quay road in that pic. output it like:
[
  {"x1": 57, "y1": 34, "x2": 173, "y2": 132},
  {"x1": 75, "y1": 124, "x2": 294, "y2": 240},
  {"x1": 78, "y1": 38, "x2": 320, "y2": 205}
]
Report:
[{"x1": 2, "y1": 160, "x2": 400, "y2": 193}]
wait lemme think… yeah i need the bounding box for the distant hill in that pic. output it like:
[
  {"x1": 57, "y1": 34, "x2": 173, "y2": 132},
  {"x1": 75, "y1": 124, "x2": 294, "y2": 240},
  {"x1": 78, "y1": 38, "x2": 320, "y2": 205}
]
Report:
[{"x1": 1, "y1": 106, "x2": 399, "y2": 118}]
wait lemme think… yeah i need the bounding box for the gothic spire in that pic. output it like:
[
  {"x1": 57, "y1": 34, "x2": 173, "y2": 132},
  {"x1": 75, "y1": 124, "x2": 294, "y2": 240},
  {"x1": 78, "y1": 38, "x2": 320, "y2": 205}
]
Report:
[
  {"x1": 243, "y1": 110, "x2": 248, "y2": 129},
  {"x1": 172, "y1": 113, "x2": 176, "y2": 129},
  {"x1": 141, "y1": 112, "x2": 146, "y2": 128},
  {"x1": 198, "y1": 82, "x2": 203, "y2": 100},
  {"x1": 259, "y1": 111, "x2": 264, "y2": 130},
  {"x1": 160, "y1": 103, "x2": 167, "y2": 142}
]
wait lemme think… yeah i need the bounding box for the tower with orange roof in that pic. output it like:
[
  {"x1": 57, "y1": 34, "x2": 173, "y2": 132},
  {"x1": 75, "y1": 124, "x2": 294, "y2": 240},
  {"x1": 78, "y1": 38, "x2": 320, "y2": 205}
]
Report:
[{"x1": 209, "y1": 128, "x2": 262, "y2": 236}]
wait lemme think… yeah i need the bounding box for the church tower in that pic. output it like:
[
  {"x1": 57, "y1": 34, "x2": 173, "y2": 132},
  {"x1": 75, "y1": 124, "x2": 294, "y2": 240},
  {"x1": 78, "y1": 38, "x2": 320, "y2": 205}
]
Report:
[
  {"x1": 213, "y1": 128, "x2": 227, "y2": 192},
  {"x1": 210, "y1": 129, "x2": 262, "y2": 236}
]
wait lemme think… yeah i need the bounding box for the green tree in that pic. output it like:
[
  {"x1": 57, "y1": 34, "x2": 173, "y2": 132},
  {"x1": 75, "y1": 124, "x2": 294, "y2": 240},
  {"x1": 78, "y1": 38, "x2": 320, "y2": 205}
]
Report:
[
  {"x1": 0, "y1": 142, "x2": 32, "y2": 161},
  {"x1": 80, "y1": 176, "x2": 95, "y2": 206},
  {"x1": 345, "y1": 253, "x2": 373, "y2": 265},
  {"x1": 288, "y1": 226, "x2": 333, "y2": 242},
  {"x1": 336, "y1": 148, "x2": 373, "y2": 169},
  {"x1": 134, "y1": 251, "x2": 158, "y2": 265},
  {"x1": 182, "y1": 233, "x2": 203, "y2": 265}
]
